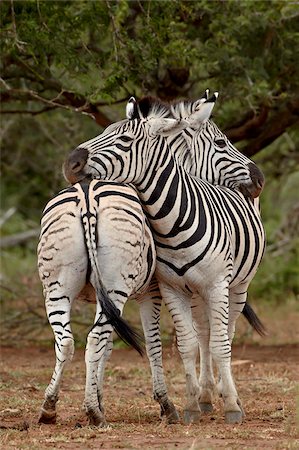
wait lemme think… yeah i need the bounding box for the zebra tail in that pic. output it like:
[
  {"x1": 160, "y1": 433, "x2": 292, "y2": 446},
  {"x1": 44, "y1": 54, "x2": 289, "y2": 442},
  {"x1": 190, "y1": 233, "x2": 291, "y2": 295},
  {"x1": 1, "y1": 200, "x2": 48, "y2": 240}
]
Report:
[
  {"x1": 80, "y1": 199, "x2": 144, "y2": 356},
  {"x1": 93, "y1": 282, "x2": 144, "y2": 356},
  {"x1": 242, "y1": 303, "x2": 267, "y2": 336}
]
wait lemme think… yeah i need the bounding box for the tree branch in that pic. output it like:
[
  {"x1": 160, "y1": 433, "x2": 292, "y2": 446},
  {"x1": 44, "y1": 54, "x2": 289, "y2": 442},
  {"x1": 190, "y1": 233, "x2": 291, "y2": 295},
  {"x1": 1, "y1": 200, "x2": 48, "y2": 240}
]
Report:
[
  {"x1": 0, "y1": 207, "x2": 16, "y2": 228},
  {"x1": 240, "y1": 97, "x2": 299, "y2": 157},
  {"x1": 0, "y1": 106, "x2": 57, "y2": 115},
  {"x1": 0, "y1": 79, "x2": 114, "y2": 127},
  {"x1": 225, "y1": 106, "x2": 269, "y2": 142},
  {"x1": 0, "y1": 228, "x2": 40, "y2": 248}
]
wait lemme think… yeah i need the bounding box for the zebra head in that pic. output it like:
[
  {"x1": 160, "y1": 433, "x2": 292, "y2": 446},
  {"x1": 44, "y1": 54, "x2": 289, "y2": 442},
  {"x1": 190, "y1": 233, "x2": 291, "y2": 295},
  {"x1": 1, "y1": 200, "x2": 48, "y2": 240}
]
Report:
[
  {"x1": 63, "y1": 114, "x2": 189, "y2": 185},
  {"x1": 170, "y1": 93, "x2": 265, "y2": 198},
  {"x1": 64, "y1": 93, "x2": 264, "y2": 199}
]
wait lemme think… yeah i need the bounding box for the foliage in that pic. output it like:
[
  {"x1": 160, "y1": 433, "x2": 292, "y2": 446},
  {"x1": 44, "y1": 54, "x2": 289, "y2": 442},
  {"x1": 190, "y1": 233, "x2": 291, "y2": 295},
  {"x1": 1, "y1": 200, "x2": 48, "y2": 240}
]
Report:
[
  {"x1": 1, "y1": 110, "x2": 99, "y2": 219},
  {"x1": 0, "y1": 1, "x2": 298, "y2": 340},
  {"x1": 1, "y1": 0, "x2": 298, "y2": 151},
  {"x1": 249, "y1": 130, "x2": 299, "y2": 303}
]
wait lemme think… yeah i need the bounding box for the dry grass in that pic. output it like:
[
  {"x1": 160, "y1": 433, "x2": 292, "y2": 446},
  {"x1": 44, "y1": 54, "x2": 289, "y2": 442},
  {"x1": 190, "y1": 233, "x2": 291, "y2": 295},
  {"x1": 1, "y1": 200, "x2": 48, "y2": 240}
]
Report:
[{"x1": 0, "y1": 344, "x2": 298, "y2": 450}]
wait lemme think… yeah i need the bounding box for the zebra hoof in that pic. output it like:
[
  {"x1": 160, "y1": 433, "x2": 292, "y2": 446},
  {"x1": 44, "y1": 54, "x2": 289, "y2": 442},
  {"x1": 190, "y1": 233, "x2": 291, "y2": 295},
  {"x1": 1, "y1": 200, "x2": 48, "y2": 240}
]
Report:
[
  {"x1": 237, "y1": 400, "x2": 246, "y2": 418},
  {"x1": 38, "y1": 408, "x2": 57, "y2": 424},
  {"x1": 88, "y1": 416, "x2": 108, "y2": 428},
  {"x1": 199, "y1": 402, "x2": 213, "y2": 414},
  {"x1": 225, "y1": 410, "x2": 243, "y2": 424},
  {"x1": 86, "y1": 408, "x2": 107, "y2": 427},
  {"x1": 159, "y1": 400, "x2": 180, "y2": 424},
  {"x1": 165, "y1": 408, "x2": 180, "y2": 424},
  {"x1": 183, "y1": 410, "x2": 201, "y2": 424}
]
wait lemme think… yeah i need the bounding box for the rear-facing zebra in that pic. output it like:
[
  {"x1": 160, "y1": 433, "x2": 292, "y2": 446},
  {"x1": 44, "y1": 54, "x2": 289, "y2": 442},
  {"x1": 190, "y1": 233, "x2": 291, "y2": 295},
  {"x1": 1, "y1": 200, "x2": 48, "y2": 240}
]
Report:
[
  {"x1": 37, "y1": 179, "x2": 179, "y2": 425},
  {"x1": 64, "y1": 93, "x2": 265, "y2": 424}
]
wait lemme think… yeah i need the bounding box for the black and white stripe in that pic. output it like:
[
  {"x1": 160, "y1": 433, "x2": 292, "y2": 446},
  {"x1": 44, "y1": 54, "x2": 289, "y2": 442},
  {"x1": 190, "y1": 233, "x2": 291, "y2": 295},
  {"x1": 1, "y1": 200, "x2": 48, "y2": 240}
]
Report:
[
  {"x1": 64, "y1": 94, "x2": 265, "y2": 424},
  {"x1": 37, "y1": 179, "x2": 180, "y2": 426}
]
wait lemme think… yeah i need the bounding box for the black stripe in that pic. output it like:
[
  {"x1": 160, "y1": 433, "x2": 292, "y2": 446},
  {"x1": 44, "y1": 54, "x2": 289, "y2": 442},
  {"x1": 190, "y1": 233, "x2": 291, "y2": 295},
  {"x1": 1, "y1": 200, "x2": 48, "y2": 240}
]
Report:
[{"x1": 43, "y1": 196, "x2": 80, "y2": 217}]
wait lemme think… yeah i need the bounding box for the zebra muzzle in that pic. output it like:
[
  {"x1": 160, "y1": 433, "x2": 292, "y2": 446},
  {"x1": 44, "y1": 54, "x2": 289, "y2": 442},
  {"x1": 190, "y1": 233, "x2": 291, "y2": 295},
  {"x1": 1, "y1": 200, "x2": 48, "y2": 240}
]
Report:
[
  {"x1": 63, "y1": 147, "x2": 89, "y2": 184},
  {"x1": 240, "y1": 163, "x2": 265, "y2": 198}
]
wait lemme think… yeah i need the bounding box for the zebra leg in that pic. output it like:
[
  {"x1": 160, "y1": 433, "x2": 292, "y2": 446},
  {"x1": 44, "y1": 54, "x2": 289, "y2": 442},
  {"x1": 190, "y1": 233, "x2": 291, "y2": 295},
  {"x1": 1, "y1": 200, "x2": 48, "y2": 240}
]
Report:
[
  {"x1": 39, "y1": 295, "x2": 74, "y2": 424},
  {"x1": 81, "y1": 334, "x2": 112, "y2": 415},
  {"x1": 217, "y1": 285, "x2": 248, "y2": 417},
  {"x1": 160, "y1": 284, "x2": 201, "y2": 424},
  {"x1": 228, "y1": 284, "x2": 249, "y2": 344},
  {"x1": 84, "y1": 300, "x2": 113, "y2": 427},
  {"x1": 191, "y1": 295, "x2": 216, "y2": 413},
  {"x1": 138, "y1": 280, "x2": 179, "y2": 423},
  {"x1": 207, "y1": 284, "x2": 243, "y2": 424},
  {"x1": 96, "y1": 333, "x2": 113, "y2": 414}
]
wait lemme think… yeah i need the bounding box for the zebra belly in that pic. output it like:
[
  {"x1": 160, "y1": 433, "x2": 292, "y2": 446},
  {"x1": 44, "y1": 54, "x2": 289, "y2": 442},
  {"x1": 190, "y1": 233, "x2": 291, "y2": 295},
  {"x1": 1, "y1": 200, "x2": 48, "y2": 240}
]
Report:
[
  {"x1": 154, "y1": 245, "x2": 231, "y2": 295},
  {"x1": 155, "y1": 234, "x2": 264, "y2": 294}
]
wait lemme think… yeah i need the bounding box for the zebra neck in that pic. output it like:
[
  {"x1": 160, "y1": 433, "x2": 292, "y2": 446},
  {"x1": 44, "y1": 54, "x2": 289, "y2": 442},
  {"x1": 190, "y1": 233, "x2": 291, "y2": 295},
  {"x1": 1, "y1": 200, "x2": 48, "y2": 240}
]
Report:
[{"x1": 135, "y1": 153, "x2": 207, "y2": 239}]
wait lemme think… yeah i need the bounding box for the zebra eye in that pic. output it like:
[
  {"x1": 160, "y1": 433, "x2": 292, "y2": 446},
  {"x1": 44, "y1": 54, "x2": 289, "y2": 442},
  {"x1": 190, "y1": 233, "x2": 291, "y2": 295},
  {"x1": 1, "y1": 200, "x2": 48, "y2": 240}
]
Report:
[
  {"x1": 215, "y1": 138, "x2": 226, "y2": 148},
  {"x1": 115, "y1": 133, "x2": 134, "y2": 152},
  {"x1": 117, "y1": 134, "x2": 134, "y2": 142}
]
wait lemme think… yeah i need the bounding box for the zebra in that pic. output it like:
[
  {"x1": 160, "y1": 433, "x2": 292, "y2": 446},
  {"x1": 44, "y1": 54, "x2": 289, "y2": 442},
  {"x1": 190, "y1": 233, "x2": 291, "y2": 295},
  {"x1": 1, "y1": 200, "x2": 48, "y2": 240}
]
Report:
[
  {"x1": 127, "y1": 94, "x2": 266, "y2": 410},
  {"x1": 64, "y1": 93, "x2": 266, "y2": 424},
  {"x1": 39, "y1": 94, "x2": 264, "y2": 427},
  {"x1": 37, "y1": 179, "x2": 182, "y2": 426}
]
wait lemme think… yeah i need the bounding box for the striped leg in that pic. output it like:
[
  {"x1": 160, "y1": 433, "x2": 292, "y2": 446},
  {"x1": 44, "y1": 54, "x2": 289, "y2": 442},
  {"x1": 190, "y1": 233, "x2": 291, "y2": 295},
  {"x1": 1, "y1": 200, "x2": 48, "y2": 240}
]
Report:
[
  {"x1": 96, "y1": 333, "x2": 113, "y2": 415},
  {"x1": 192, "y1": 295, "x2": 216, "y2": 413},
  {"x1": 84, "y1": 285, "x2": 129, "y2": 426},
  {"x1": 38, "y1": 197, "x2": 88, "y2": 424},
  {"x1": 207, "y1": 282, "x2": 243, "y2": 424},
  {"x1": 81, "y1": 327, "x2": 113, "y2": 417},
  {"x1": 138, "y1": 278, "x2": 179, "y2": 423},
  {"x1": 39, "y1": 295, "x2": 75, "y2": 424},
  {"x1": 217, "y1": 284, "x2": 248, "y2": 417},
  {"x1": 160, "y1": 284, "x2": 201, "y2": 424},
  {"x1": 228, "y1": 285, "x2": 249, "y2": 344},
  {"x1": 84, "y1": 300, "x2": 113, "y2": 427}
]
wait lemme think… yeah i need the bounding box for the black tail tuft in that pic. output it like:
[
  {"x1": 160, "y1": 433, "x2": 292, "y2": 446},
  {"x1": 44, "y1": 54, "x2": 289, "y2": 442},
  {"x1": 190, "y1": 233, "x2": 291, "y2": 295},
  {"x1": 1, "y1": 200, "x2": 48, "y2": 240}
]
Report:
[
  {"x1": 242, "y1": 303, "x2": 267, "y2": 336},
  {"x1": 96, "y1": 285, "x2": 144, "y2": 356}
]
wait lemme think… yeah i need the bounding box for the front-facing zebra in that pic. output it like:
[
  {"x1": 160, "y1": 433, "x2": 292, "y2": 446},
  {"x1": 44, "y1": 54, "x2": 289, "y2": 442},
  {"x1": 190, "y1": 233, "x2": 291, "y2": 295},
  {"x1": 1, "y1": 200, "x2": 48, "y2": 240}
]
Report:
[{"x1": 64, "y1": 94, "x2": 265, "y2": 424}]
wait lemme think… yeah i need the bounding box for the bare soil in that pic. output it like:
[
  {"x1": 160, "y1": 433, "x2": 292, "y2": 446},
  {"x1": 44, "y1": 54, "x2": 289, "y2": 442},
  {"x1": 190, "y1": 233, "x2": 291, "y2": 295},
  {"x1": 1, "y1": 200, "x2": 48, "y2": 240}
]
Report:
[{"x1": 0, "y1": 344, "x2": 298, "y2": 450}]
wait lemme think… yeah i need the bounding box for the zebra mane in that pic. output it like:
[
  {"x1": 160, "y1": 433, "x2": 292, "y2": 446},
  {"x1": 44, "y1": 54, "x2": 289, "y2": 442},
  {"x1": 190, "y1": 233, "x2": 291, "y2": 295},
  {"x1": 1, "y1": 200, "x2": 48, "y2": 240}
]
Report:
[
  {"x1": 130, "y1": 96, "x2": 172, "y2": 120},
  {"x1": 130, "y1": 96, "x2": 214, "y2": 124},
  {"x1": 101, "y1": 119, "x2": 128, "y2": 136},
  {"x1": 131, "y1": 97, "x2": 203, "y2": 120},
  {"x1": 170, "y1": 99, "x2": 198, "y2": 120}
]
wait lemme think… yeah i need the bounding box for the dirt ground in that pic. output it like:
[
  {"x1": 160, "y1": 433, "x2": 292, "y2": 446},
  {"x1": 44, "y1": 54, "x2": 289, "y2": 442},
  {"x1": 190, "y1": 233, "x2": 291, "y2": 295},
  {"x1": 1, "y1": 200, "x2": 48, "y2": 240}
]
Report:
[{"x1": 0, "y1": 343, "x2": 298, "y2": 450}]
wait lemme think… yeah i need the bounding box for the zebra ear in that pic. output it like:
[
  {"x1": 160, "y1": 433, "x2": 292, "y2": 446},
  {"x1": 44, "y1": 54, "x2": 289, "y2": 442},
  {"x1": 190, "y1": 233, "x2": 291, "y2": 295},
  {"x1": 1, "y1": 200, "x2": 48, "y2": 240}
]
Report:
[
  {"x1": 126, "y1": 97, "x2": 136, "y2": 119},
  {"x1": 190, "y1": 90, "x2": 210, "y2": 111},
  {"x1": 188, "y1": 92, "x2": 218, "y2": 128},
  {"x1": 201, "y1": 89, "x2": 209, "y2": 101},
  {"x1": 149, "y1": 118, "x2": 189, "y2": 137}
]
